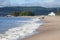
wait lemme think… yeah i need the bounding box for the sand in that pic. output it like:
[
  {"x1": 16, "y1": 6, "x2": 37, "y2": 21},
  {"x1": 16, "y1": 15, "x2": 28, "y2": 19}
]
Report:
[{"x1": 23, "y1": 16, "x2": 60, "y2": 40}]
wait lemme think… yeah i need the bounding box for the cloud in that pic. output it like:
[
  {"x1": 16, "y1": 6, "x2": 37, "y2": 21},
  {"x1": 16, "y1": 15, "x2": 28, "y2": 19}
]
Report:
[
  {"x1": 0, "y1": 0, "x2": 10, "y2": 7},
  {"x1": 43, "y1": 0, "x2": 55, "y2": 3},
  {"x1": 39, "y1": 0, "x2": 60, "y2": 8},
  {"x1": 0, "y1": 0, "x2": 60, "y2": 8}
]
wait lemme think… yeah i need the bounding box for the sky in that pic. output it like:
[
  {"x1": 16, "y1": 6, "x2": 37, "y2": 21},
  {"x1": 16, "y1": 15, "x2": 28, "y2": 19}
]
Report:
[{"x1": 0, "y1": 0, "x2": 60, "y2": 8}]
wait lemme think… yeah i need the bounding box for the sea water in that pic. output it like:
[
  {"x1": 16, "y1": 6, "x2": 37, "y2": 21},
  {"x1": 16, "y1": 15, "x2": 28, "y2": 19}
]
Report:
[{"x1": 0, "y1": 17, "x2": 43, "y2": 40}]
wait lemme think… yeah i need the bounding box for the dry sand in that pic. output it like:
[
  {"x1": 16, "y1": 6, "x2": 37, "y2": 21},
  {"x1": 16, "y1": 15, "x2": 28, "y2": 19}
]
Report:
[{"x1": 24, "y1": 16, "x2": 60, "y2": 40}]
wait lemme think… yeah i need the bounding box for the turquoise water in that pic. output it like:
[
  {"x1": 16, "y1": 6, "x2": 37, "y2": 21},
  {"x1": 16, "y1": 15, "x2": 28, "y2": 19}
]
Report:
[{"x1": 0, "y1": 17, "x2": 43, "y2": 40}]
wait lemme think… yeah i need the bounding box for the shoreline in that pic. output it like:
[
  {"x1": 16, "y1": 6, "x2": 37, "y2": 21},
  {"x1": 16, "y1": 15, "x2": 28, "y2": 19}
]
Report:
[{"x1": 24, "y1": 16, "x2": 60, "y2": 40}]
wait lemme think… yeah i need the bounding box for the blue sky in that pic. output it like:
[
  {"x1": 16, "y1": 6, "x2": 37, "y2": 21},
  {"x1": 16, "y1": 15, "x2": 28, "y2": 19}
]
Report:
[{"x1": 0, "y1": 0, "x2": 60, "y2": 8}]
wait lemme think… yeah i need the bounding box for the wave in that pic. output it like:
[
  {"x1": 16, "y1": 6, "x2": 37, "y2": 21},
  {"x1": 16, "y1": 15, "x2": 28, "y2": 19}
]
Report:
[{"x1": 0, "y1": 18, "x2": 43, "y2": 40}]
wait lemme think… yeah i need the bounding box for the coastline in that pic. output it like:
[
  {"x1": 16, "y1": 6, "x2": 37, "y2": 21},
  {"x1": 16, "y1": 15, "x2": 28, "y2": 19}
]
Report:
[
  {"x1": 0, "y1": 16, "x2": 43, "y2": 40},
  {"x1": 24, "y1": 16, "x2": 60, "y2": 40}
]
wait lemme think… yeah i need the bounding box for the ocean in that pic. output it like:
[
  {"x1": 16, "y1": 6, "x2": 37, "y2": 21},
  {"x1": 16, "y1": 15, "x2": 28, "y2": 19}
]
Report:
[{"x1": 0, "y1": 17, "x2": 43, "y2": 40}]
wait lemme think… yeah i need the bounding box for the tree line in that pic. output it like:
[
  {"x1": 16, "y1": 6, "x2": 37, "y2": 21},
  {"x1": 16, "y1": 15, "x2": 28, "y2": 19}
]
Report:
[
  {"x1": 9, "y1": 10, "x2": 60, "y2": 16},
  {"x1": 57, "y1": 10, "x2": 60, "y2": 15},
  {"x1": 9, "y1": 11, "x2": 35, "y2": 16}
]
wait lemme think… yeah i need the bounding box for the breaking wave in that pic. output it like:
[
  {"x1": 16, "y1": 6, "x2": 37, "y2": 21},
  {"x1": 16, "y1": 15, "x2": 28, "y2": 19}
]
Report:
[{"x1": 0, "y1": 17, "x2": 43, "y2": 40}]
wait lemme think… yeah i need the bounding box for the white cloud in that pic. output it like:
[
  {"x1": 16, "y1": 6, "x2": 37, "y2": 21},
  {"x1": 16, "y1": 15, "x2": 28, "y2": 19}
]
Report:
[
  {"x1": 43, "y1": 0, "x2": 55, "y2": 3},
  {"x1": 39, "y1": 0, "x2": 60, "y2": 8},
  {"x1": 0, "y1": 0, "x2": 10, "y2": 7},
  {"x1": 0, "y1": 0, "x2": 60, "y2": 8},
  {"x1": 1, "y1": 1, "x2": 7, "y2": 6}
]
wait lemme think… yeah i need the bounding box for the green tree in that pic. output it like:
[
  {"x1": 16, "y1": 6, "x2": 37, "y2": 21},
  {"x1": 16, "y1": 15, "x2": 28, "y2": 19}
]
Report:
[
  {"x1": 9, "y1": 11, "x2": 35, "y2": 16},
  {"x1": 10, "y1": 12, "x2": 20, "y2": 16},
  {"x1": 19, "y1": 11, "x2": 35, "y2": 16},
  {"x1": 57, "y1": 10, "x2": 60, "y2": 15}
]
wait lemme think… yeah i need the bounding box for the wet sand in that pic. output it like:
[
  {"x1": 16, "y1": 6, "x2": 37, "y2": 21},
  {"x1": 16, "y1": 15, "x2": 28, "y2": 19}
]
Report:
[{"x1": 24, "y1": 16, "x2": 60, "y2": 40}]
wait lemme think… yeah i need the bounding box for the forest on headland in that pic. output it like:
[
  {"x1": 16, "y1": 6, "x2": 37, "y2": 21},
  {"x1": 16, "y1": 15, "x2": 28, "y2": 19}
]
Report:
[
  {"x1": 9, "y1": 11, "x2": 35, "y2": 16},
  {"x1": 0, "y1": 6, "x2": 60, "y2": 16}
]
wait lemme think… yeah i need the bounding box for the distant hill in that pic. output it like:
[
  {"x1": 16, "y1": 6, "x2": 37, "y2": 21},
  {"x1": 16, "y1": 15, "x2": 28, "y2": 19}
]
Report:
[{"x1": 0, "y1": 6, "x2": 59, "y2": 16}]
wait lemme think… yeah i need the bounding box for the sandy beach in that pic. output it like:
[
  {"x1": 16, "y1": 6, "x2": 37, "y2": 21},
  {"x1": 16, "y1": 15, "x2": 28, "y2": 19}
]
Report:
[{"x1": 24, "y1": 16, "x2": 60, "y2": 40}]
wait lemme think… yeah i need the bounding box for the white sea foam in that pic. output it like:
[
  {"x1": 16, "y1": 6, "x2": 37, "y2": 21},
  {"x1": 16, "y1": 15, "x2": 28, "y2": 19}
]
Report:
[{"x1": 0, "y1": 18, "x2": 43, "y2": 40}]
